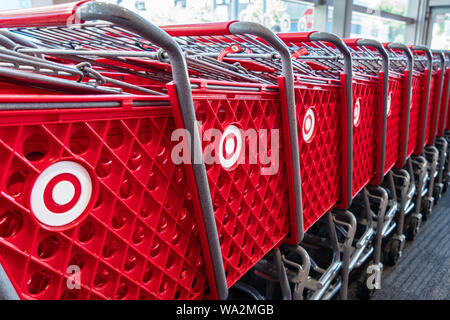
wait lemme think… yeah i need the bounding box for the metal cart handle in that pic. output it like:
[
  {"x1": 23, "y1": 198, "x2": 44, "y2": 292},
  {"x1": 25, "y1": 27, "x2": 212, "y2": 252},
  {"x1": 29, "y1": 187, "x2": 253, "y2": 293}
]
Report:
[
  {"x1": 411, "y1": 46, "x2": 433, "y2": 153},
  {"x1": 441, "y1": 51, "x2": 450, "y2": 135},
  {"x1": 278, "y1": 31, "x2": 354, "y2": 209},
  {"x1": 430, "y1": 50, "x2": 446, "y2": 144},
  {"x1": 345, "y1": 38, "x2": 389, "y2": 185},
  {"x1": 386, "y1": 43, "x2": 413, "y2": 168},
  {"x1": 163, "y1": 21, "x2": 305, "y2": 243}
]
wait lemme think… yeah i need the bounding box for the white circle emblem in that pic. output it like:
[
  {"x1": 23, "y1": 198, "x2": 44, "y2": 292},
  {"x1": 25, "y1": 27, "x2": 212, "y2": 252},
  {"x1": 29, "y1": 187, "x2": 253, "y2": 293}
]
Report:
[
  {"x1": 30, "y1": 161, "x2": 93, "y2": 227},
  {"x1": 219, "y1": 125, "x2": 242, "y2": 169},
  {"x1": 302, "y1": 107, "x2": 316, "y2": 143},
  {"x1": 354, "y1": 98, "x2": 362, "y2": 127}
]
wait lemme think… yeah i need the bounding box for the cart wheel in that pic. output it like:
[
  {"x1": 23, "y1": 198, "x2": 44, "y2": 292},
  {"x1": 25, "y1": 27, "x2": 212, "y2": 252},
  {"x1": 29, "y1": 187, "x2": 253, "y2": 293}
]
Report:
[
  {"x1": 356, "y1": 279, "x2": 375, "y2": 300},
  {"x1": 385, "y1": 239, "x2": 402, "y2": 266},
  {"x1": 433, "y1": 184, "x2": 442, "y2": 203},
  {"x1": 421, "y1": 198, "x2": 433, "y2": 221},
  {"x1": 406, "y1": 217, "x2": 421, "y2": 240}
]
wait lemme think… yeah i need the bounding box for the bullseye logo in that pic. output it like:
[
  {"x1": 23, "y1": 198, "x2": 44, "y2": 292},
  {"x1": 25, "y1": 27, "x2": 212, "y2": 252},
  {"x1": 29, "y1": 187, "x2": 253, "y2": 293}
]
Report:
[
  {"x1": 219, "y1": 125, "x2": 242, "y2": 169},
  {"x1": 30, "y1": 161, "x2": 94, "y2": 228},
  {"x1": 354, "y1": 98, "x2": 362, "y2": 127},
  {"x1": 387, "y1": 92, "x2": 392, "y2": 117},
  {"x1": 302, "y1": 107, "x2": 316, "y2": 143}
]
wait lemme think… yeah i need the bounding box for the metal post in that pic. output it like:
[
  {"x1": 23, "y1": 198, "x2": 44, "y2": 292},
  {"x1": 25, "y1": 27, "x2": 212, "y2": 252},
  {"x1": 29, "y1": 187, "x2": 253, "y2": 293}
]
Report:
[{"x1": 332, "y1": 0, "x2": 353, "y2": 38}]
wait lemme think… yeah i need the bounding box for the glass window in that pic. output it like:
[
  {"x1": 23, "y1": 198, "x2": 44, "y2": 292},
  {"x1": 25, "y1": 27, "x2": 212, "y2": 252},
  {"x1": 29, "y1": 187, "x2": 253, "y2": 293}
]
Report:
[
  {"x1": 353, "y1": 0, "x2": 409, "y2": 17},
  {"x1": 103, "y1": 0, "x2": 315, "y2": 32},
  {"x1": 0, "y1": 0, "x2": 31, "y2": 10},
  {"x1": 351, "y1": 11, "x2": 406, "y2": 43},
  {"x1": 430, "y1": 13, "x2": 450, "y2": 50}
]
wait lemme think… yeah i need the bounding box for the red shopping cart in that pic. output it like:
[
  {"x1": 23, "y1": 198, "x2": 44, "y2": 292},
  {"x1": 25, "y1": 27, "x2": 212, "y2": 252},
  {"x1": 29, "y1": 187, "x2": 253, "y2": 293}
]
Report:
[
  {"x1": 437, "y1": 52, "x2": 450, "y2": 139},
  {"x1": 343, "y1": 39, "x2": 388, "y2": 194},
  {"x1": 272, "y1": 32, "x2": 353, "y2": 230},
  {"x1": 0, "y1": 1, "x2": 304, "y2": 299},
  {"x1": 0, "y1": 1, "x2": 223, "y2": 300},
  {"x1": 383, "y1": 44, "x2": 413, "y2": 170},
  {"x1": 409, "y1": 47, "x2": 432, "y2": 157}
]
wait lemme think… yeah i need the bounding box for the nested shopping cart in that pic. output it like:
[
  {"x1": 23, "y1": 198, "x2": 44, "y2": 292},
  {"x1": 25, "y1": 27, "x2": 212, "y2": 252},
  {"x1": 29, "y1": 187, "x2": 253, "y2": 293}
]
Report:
[
  {"x1": 160, "y1": 27, "x2": 353, "y2": 232},
  {"x1": 0, "y1": 1, "x2": 227, "y2": 300},
  {"x1": 443, "y1": 52, "x2": 450, "y2": 190},
  {"x1": 343, "y1": 39, "x2": 388, "y2": 195},
  {"x1": 0, "y1": 1, "x2": 304, "y2": 300},
  {"x1": 265, "y1": 32, "x2": 353, "y2": 231},
  {"x1": 160, "y1": 21, "x2": 307, "y2": 288},
  {"x1": 379, "y1": 43, "x2": 414, "y2": 265},
  {"x1": 434, "y1": 51, "x2": 450, "y2": 198},
  {"x1": 422, "y1": 51, "x2": 446, "y2": 208},
  {"x1": 272, "y1": 32, "x2": 355, "y2": 300}
]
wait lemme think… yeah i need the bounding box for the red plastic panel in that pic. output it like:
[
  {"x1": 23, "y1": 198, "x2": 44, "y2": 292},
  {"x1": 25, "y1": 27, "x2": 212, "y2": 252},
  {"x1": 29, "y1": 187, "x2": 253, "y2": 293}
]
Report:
[
  {"x1": 294, "y1": 84, "x2": 343, "y2": 231},
  {"x1": 188, "y1": 89, "x2": 290, "y2": 288},
  {"x1": 0, "y1": 104, "x2": 215, "y2": 300},
  {"x1": 408, "y1": 74, "x2": 426, "y2": 157},
  {"x1": 352, "y1": 79, "x2": 379, "y2": 196},
  {"x1": 384, "y1": 77, "x2": 403, "y2": 174}
]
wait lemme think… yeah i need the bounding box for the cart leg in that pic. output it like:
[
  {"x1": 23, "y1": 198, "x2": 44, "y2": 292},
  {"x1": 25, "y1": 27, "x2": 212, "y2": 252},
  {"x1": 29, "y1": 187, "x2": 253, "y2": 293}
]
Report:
[
  {"x1": 331, "y1": 210, "x2": 356, "y2": 300},
  {"x1": 434, "y1": 137, "x2": 448, "y2": 201},
  {"x1": 386, "y1": 169, "x2": 410, "y2": 265},
  {"x1": 423, "y1": 146, "x2": 438, "y2": 220}
]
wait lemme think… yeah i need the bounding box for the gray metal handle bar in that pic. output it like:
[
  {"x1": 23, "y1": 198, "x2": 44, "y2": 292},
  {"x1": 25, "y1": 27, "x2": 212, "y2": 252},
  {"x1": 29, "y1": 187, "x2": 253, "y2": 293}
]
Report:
[
  {"x1": 430, "y1": 50, "x2": 446, "y2": 144},
  {"x1": 411, "y1": 46, "x2": 432, "y2": 154},
  {"x1": 387, "y1": 43, "x2": 413, "y2": 167},
  {"x1": 351, "y1": 38, "x2": 389, "y2": 185}
]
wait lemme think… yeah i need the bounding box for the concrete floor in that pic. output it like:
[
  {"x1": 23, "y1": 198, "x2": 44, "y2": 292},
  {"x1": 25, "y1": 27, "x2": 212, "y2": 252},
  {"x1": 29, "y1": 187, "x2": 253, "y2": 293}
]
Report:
[{"x1": 372, "y1": 191, "x2": 450, "y2": 300}]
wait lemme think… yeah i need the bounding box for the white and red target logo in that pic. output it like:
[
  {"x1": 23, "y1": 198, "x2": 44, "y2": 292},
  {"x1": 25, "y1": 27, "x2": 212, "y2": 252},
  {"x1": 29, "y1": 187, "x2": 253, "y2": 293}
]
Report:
[
  {"x1": 219, "y1": 125, "x2": 242, "y2": 169},
  {"x1": 302, "y1": 107, "x2": 316, "y2": 143},
  {"x1": 387, "y1": 92, "x2": 392, "y2": 117},
  {"x1": 30, "y1": 161, "x2": 94, "y2": 228},
  {"x1": 354, "y1": 98, "x2": 362, "y2": 127}
]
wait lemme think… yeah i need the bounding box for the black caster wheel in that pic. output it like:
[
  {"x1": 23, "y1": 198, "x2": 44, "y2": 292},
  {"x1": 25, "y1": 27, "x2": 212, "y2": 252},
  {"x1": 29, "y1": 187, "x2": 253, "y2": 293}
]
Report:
[
  {"x1": 406, "y1": 216, "x2": 421, "y2": 240},
  {"x1": 421, "y1": 199, "x2": 433, "y2": 221},
  {"x1": 356, "y1": 280, "x2": 375, "y2": 300},
  {"x1": 385, "y1": 239, "x2": 402, "y2": 266},
  {"x1": 433, "y1": 185, "x2": 442, "y2": 204}
]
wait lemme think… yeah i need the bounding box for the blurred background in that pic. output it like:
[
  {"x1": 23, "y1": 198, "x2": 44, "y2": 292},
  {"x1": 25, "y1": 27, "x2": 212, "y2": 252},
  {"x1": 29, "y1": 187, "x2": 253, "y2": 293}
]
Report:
[{"x1": 1, "y1": 0, "x2": 449, "y2": 49}]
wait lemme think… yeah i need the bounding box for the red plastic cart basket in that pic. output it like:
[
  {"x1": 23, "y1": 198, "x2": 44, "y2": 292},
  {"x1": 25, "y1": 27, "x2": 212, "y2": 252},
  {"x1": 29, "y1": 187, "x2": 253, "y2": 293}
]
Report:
[
  {"x1": 275, "y1": 32, "x2": 353, "y2": 230},
  {"x1": 410, "y1": 46, "x2": 433, "y2": 156},
  {"x1": 343, "y1": 39, "x2": 389, "y2": 195},
  {"x1": 160, "y1": 21, "x2": 304, "y2": 285},
  {"x1": 383, "y1": 43, "x2": 413, "y2": 169}
]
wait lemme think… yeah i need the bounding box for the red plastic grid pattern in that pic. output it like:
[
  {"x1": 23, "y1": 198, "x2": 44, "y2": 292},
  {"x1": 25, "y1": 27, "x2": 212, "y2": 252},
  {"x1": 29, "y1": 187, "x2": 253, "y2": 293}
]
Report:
[
  {"x1": 407, "y1": 74, "x2": 425, "y2": 157},
  {"x1": 352, "y1": 79, "x2": 379, "y2": 197},
  {"x1": 437, "y1": 69, "x2": 449, "y2": 137},
  {"x1": 191, "y1": 92, "x2": 290, "y2": 288},
  {"x1": 0, "y1": 106, "x2": 214, "y2": 300},
  {"x1": 294, "y1": 85, "x2": 343, "y2": 231},
  {"x1": 384, "y1": 77, "x2": 403, "y2": 174},
  {"x1": 424, "y1": 72, "x2": 438, "y2": 145}
]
